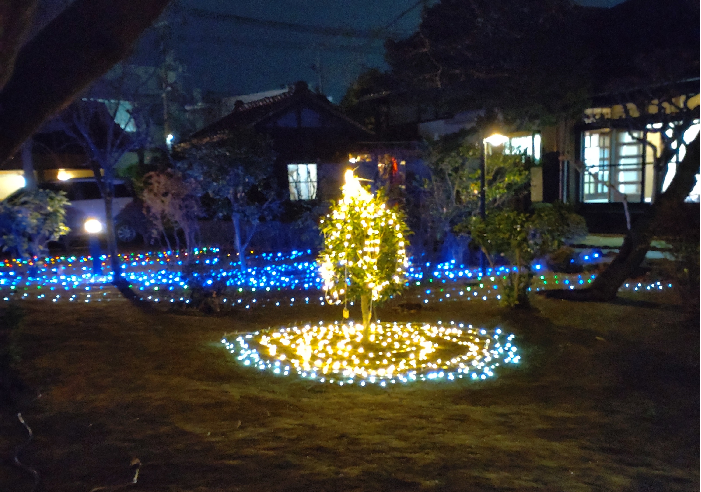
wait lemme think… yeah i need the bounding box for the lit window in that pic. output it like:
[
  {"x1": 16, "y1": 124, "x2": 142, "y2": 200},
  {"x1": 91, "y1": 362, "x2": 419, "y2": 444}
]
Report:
[
  {"x1": 582, "y1": 129, "x2": 646, "y2": 203},
  {"x1": 507, "y1": 134, "x2": 541, "y2": 161},
  {"x1": 582, "y1": 121, "x2": 700, "y2": 204},
  {"x1": 582, "y1": 130, "x2": 612, "y2": 203},
  {"x1": 288, "y1": 164, "x2": 317, "y2": 200}
]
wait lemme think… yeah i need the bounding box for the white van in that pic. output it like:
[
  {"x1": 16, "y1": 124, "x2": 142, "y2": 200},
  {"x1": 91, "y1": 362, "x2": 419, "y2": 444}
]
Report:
[{"x1": 21, "y1": 178, "x2": 139, "y2": 243}]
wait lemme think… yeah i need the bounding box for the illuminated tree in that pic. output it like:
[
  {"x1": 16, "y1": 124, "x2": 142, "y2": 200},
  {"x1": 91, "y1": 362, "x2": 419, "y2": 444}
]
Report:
[{"x1": 319, "y1": 170, "x2": 410, "y2": 330}]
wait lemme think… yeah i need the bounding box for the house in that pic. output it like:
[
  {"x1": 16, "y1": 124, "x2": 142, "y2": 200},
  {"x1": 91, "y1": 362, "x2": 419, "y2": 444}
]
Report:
[
  {"x1": 342, "y1": 0, "x2": 699, "y2": 234},
  {"x1": 186, "y1": 81, "x2": 375, "y2": 202},
  {"x1": 0, "y1": 110, "x2": 96, "y2": 200},
  {"x1": 355, "y1": 83, "x2": 699, "y2": 234},
  {"x1": 0, "y1": 99, "x2": 140, "y2": 200},
  {"x1": 541, "y1": 79, "x2": 700, "y2": 233}
]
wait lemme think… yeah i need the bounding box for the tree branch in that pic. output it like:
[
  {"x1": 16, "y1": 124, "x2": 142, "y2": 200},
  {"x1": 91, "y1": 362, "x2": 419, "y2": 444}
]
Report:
[{"x1": 0, "y1": 0, "x2": 170, "y2": 169}]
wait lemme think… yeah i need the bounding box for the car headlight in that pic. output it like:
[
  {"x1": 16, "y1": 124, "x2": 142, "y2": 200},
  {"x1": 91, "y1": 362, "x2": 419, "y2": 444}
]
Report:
[{"x1": 84, "y1": 218, "x2": 103, "y2": 234}]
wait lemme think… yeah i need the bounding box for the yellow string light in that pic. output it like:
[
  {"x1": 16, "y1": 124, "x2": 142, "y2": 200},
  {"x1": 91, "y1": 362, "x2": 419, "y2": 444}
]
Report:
[{"x1": 222, "y1": 321, "x2": 519, "y2": 386}]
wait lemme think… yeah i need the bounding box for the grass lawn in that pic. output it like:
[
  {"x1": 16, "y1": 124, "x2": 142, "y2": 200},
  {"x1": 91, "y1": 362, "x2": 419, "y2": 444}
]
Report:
[{"x1": 1, "y1": 288, "x2": 698, "y2": 491}]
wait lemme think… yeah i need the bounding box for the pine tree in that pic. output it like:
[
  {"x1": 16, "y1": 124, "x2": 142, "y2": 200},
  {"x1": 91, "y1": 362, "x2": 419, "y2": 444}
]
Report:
[{"x1": 319, "y1": 170, "x2": 410, "y2": 330}]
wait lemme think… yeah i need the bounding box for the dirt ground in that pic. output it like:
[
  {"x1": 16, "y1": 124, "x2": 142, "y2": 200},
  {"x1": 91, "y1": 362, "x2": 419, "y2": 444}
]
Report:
[{"x1": 1, "y1": 288, "x2": 698, "y2": 491}]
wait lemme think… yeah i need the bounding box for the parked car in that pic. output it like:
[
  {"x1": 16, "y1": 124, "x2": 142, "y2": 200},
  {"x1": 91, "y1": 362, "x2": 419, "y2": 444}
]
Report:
[{"x1": 6, "y1": 178, "x2": 143, "y2": 244}]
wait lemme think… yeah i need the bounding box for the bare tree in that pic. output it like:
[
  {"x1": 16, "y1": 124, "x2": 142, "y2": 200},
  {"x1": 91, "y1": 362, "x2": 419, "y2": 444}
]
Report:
[
  {"x1": 141, "y1": 169, "x2": 201, "y2": 256},
  {"x1": 65, "y1": 99, "x2": 149, "y2": 278}
]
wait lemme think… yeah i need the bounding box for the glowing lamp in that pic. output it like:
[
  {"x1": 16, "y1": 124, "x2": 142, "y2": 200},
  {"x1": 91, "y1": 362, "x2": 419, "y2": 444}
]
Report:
[
  {"x1": 57, "y1": 169, "x2": 71, "y2": 181},
  {"x1": 84, "y1": 218, "x2": 103, "y2": 234},
  {"x1": 4, "y1": 173, "x2": 26, "y2": 193}
]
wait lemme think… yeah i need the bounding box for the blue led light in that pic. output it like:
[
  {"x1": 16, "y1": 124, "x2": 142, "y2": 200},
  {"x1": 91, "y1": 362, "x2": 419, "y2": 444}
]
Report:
[{"x1": 0, "y1": 248, "x2": 672, "y2": 305}]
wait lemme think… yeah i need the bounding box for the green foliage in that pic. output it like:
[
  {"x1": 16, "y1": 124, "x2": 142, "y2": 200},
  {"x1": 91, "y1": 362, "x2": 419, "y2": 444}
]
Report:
[
  {"x1": 319, "y1": 177, "x2": 410, "y2": 312},
  {"x1": 465, "y1": 202, "x2": 587, "y2": 307},
  {"x1": 174, "y1": 129, "x2": 278, "y2": 268},
  {"x1": 0, "y1": 188, "x2": 69, "y2": 260},
  {"x1": 340, "y1": 68, "x2": 393, "y2": 131},
  {"x1": 418, "y1": 130, "x2": 530, "y2": 260},
  {"x1": 174, "y1": 129, "x2": 276, "y2": 208},
  {"x1": 421, "y1": 131, "x2": 480, "y2": 237},
  {"x1": 384, "y1": 0, "x2": 593, "y2": 120}
]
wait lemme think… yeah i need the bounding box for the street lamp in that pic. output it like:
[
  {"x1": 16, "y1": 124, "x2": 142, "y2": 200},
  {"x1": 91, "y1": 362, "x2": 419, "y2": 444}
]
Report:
[{"x1": 479, "y1": 133, "x2": 509, "y2": 273}]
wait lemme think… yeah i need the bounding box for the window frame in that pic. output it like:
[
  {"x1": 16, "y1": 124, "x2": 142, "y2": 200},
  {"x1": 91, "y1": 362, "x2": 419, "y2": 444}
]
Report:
[{"x1": 287, "y1": 163, "x2": 318, "y2": 201}]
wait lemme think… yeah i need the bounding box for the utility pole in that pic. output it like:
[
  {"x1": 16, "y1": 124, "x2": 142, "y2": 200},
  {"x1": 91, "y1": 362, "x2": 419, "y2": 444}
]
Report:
[{"x1": 311, "y1": 49, "x2": 324, "y2": 95}]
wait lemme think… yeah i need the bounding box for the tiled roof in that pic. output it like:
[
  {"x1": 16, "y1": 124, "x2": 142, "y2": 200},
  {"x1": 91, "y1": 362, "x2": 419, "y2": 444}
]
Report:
[{"x1": 188, "y1": 81, "x2": 372, "y2": 141}]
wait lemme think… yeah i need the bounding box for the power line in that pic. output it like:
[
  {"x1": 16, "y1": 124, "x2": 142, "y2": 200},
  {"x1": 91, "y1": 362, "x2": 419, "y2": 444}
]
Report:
[
  {"x1": 178, "y1": 34, "x2": 385, "y2": 55},
  {"x1": 382, "y1": 0, "x2": 425, "y2": 31},
  {"x1": 187, "y1": 7, "x2": 410, "y2": 39},
  {"x1": 349, "y1": 0, "x2": 425, "y2": 73}
]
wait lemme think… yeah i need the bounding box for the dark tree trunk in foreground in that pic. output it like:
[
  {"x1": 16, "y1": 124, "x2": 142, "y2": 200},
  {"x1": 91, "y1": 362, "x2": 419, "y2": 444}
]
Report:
[
  {"x1": 0, "y1": 0, "x2": 170, "y2": 168},
  {"x1": 0, "y1": 1, "x2": 37, "y2": 89},
  {"x1": 545, "y1": 135, "x2": 699, "y2": 302},
  {"x1": 0, "y1": 0, "x2": 169, "y2": 306}
]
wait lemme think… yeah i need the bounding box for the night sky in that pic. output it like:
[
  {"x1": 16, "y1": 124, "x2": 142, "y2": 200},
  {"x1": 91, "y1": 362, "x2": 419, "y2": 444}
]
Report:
[
  {"x1": 37, "y1": 0, "x2": 627, "y2": 103},
  {"x1": 145, "y1": 0, "x2": 424, "y2": 102}
]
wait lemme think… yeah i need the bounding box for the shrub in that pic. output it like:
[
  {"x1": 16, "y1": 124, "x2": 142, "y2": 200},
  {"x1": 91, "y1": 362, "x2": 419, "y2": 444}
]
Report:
[
  {"x1": 0, "y1": 188, "x2": 69, "y2": 262},
  {"x1": 465, "y1": 202, "x2": 587, "y2": 307}
]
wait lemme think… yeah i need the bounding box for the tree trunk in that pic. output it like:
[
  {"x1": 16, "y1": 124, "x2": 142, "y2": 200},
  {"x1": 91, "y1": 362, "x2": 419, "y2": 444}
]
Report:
[
  {"x1": 92, "y1": 165, "x2": 125, "y2": 286},
  {"x1": 0, "y1": 1, "x2": 38, "y2": 88},
  {"x1": 232, "y1": 213, "x2": 247, "y2": 272},
  {"x1": 103, "y1": 188, "x2": 123, "y2": 281},
  {"x1": 361, "y1": 294, "x2": 372, "y2": 333},
  {"x1": 545, "y1": 135, "x2": 699, "y2": 302},
  {"x1": 21, "y1": 140, "x2": 36, "y2": 190}
]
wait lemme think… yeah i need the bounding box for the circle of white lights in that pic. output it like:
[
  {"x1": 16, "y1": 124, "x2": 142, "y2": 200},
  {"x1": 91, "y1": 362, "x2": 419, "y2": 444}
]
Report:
[{"x1": 222, "y1": 321, "x2": 519, "y2": 386}]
